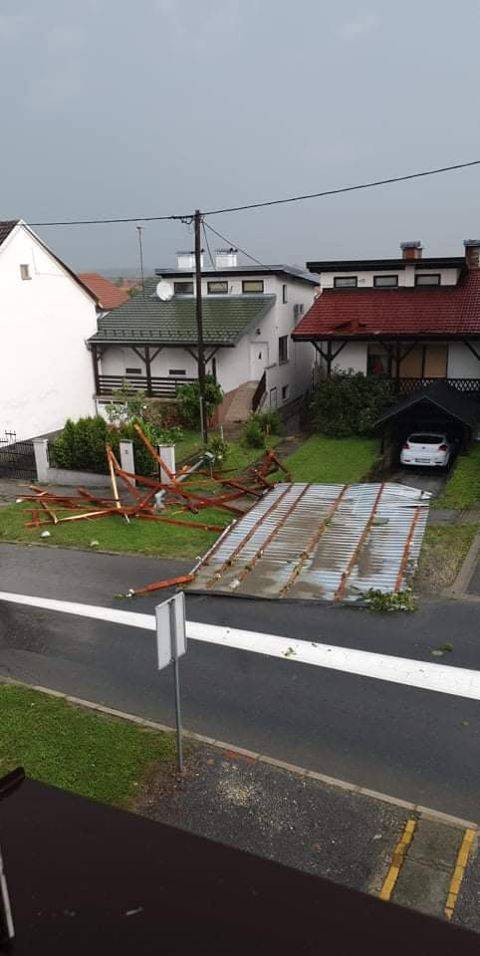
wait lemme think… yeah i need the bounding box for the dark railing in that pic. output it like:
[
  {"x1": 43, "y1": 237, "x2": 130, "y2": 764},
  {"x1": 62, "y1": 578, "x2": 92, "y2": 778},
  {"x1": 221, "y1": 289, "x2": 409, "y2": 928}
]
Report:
[
  {"x1": 97, "y1": 374, "x2": 196, "y2": 398},
  {"x1": 395, "y1": 377, "x2": 480, "y2": 398},
  {"x1": 251, "y1": 371, "x2": 266, "y2": 412}
]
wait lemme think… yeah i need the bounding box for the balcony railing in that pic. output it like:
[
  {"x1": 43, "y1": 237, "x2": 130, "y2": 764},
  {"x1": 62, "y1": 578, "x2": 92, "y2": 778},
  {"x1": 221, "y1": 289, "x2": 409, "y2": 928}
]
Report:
[{"x1": 96, "y1": 374, "x2": 196, "y2": 398}]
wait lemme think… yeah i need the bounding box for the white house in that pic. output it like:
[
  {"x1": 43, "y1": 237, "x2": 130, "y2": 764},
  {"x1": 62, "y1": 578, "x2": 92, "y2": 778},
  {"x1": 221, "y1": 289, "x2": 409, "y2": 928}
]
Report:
[
  {"x1": 0, "y1": 219, "x2": 98, "y2": 440},
  {"x1": 89, "y1": 250, "x2": 317, "y2": 422},
  {"x1": 292, "y1": 239, "x2": 480, "y2": 395}
]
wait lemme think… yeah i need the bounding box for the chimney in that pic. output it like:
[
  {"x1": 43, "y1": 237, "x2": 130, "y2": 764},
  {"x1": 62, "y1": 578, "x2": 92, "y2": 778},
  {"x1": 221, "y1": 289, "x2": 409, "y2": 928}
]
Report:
[
  {"x1": 176, "y1": 250, "x2": 203, "y2": 270},
  {"x1": 401, "y1": 241, "x2": 423, "y2": 260},
  {"x1": 464, "y1": 239, "x2": 480, "y2": 270},
  {"x1": 215, "y1": 247, "x2": 238, "y2": 270}
]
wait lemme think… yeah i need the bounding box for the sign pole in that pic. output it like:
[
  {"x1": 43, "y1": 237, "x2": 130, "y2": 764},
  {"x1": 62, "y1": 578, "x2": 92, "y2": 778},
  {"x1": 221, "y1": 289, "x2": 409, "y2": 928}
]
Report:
[{"x1": 168, "y1": 599, "x2": 184, "y2": 774}]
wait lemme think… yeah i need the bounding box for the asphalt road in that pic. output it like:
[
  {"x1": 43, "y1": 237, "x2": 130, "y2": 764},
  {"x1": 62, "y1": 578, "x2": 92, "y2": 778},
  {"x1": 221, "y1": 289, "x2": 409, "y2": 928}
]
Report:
[{"x1": 1, "y1": 544, "x2": 480, "y2": 820}]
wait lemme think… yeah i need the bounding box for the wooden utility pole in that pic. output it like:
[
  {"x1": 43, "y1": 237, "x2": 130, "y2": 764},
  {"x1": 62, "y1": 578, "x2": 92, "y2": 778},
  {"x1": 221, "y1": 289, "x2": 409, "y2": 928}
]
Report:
[{"x1": 194, "y1": 209, "x2": 208, "y2": 444}]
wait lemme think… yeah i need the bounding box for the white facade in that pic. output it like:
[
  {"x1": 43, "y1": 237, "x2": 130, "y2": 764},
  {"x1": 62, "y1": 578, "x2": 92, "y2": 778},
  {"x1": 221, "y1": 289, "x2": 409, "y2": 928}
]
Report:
[
  {"x1": 0, "y1": 222, "x2": 97, "y2": 440},
  {"x1": 318, "y1": 266, "x2": 461, "y2": 289},
  {"x1": 99, "y1": 271, "x2": 315, "y2": 409}
]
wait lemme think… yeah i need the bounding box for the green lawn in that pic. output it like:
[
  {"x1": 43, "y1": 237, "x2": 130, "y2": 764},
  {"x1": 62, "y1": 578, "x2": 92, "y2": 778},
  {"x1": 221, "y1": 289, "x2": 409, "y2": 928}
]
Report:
[
  {"x1": 0, "y1": 684, "x2": 175, "y2": 807},
  {"x1": 436, "y1": 445, "x2": 480, "y2": 510},
  {"x1": 282, "y1": 435, "x2": 379, "y2": 483},
  {"x1": 416, "y1": 523, "x2": 478, "y2": 593},
  {"x1": 0, "y1": 500, "x2": 227, "y2": 558},
  {"x1": 174, "y1": 430, "x2": 203, "y2": 463}
]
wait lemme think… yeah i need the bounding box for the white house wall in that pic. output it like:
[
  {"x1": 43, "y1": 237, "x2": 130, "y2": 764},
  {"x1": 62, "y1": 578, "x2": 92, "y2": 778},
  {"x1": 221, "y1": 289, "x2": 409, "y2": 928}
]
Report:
[
  {"x1": 447, "y1": 341, "x2": 480, "y2": 378},
  {"x1": 319, "y1": 267, "x2": 460, "y2": 288},
  {"x1": 332, "y1": 342, "x2": 368, "y2": 374},
  {"x1": 0, "y1": 225, "x2": 97, "y2": 440}
]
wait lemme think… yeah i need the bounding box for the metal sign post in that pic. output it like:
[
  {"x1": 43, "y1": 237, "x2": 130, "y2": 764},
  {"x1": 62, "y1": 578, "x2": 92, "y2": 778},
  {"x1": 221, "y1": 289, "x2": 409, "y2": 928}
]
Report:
[{"x1": 155, "y1": 592, "x2": 187, "y2": 773}]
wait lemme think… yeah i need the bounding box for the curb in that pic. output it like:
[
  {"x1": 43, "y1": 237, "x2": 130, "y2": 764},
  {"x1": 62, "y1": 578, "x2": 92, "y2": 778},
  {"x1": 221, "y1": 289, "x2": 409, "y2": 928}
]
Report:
[
  {"x1": 1, "y1": 674, "x2": 477, "y2": 832},
  {"x1": 447, "y1": 527, "x2": 480, "y2": 598}
]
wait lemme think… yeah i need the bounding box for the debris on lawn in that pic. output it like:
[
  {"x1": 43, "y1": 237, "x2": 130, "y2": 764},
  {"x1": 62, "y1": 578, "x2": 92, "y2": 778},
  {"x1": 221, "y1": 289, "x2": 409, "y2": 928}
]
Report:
[{"x1": 16, "y1": 424, "x2": 289, "y2": 597}]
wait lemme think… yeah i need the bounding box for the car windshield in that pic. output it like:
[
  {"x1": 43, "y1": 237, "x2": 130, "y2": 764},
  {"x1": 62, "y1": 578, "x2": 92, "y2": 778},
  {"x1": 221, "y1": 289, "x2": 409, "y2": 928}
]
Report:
[{"x1": 408, "y1": 433, "x2": 445, "y2": 444}]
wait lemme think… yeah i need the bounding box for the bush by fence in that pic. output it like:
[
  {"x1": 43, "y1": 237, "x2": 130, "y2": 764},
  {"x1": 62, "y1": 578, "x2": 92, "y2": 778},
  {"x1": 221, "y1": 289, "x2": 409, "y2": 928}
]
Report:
[
  {"x1": 50, "y1": 416, "x2": 182, "y2": 476},
  {"x1": 310, "y1": 372, "x2": 394, "y2": 437}
]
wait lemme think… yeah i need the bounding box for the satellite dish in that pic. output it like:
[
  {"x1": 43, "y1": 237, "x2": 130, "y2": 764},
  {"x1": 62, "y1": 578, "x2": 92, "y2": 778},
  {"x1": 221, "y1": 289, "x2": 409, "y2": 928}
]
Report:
[{"x1": 156, "y1": 279, "x2": 174, "y2": 301}]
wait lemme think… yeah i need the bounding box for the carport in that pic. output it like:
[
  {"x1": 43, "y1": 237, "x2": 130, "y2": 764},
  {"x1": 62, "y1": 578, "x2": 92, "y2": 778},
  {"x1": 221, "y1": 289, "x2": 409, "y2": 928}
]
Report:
[{"x1": 374, "y1": 382, "x2": 480, "y2": 457}]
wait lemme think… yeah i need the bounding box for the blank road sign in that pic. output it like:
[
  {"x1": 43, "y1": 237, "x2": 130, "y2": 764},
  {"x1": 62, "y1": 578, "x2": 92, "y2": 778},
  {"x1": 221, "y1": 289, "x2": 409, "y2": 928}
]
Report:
[{"x1": 155, "y1": 592, "x2": 187, "y2": 671}]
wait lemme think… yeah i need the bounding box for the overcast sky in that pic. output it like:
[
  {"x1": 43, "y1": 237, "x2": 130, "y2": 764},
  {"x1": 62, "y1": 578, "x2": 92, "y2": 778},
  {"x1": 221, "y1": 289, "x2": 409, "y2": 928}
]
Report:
[{"x1": 1, "y1": 0, "x2": 480, "y2": 273}]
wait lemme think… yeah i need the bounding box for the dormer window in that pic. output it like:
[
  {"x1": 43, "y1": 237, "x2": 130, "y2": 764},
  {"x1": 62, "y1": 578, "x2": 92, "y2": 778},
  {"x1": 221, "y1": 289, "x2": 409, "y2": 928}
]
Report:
[
  {"x1": 174, "y1": 281, "x2": 193, "y2": 295},
  {"x1": 334, "y1": 276, "x2": 357, "y2": 288},
  {"x1": 207, "y1": 280, "x2": 228, "y2": 294},
  {"x1": 415, "y1": 274, "x2": 441, "y2": 286},
  {"x1": 20, "y1": 264, "x2": 31, "y2": 280},
  {"x1": 242, "y1": 279, "x2": 264, "y2": 293},
  {"x1": 374, "y1": 275, "x2": 398, "y2": 288}
]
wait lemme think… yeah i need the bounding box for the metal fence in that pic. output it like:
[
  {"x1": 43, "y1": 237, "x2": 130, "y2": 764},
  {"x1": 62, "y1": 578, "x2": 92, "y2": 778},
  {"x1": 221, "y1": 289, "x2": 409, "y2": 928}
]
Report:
[{"x1": 0, "y1": 432, "x2": 36, "y2": 480}]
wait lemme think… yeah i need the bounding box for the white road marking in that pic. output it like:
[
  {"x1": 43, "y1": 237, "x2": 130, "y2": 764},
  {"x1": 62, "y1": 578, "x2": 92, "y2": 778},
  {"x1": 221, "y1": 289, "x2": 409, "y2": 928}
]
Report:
[{"x1": 0, "y1": 590, "x2": 479, "y2": 702}]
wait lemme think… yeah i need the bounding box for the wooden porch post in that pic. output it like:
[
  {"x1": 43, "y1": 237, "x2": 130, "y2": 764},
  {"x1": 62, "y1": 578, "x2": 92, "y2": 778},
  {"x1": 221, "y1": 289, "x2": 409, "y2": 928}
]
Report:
[
  {"x1": 144, "y1": 346, "x2": 153, "y2": 397},
  {"x1": 91, "y1": 344, "x2": 100, "y2": 394},
  {"x1": 326, "y1": 340, "x2": 332, "y2": 377}
]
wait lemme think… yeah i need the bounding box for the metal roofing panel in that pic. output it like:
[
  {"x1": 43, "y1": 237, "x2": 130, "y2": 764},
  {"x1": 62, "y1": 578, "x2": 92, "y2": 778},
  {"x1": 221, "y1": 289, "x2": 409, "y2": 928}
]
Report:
[{"x1": 191, "y1": 482, "x2": 430, "y2": 602}]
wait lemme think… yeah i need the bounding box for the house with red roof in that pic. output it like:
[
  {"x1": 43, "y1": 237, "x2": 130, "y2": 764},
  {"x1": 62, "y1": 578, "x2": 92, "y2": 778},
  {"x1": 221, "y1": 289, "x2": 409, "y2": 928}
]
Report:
[
  {"x1": 78, "y1": 273, "x2": 130, "y2": 312},
  {"x1": 292, "y1": 240, "x2": 480, "y2": 397}
]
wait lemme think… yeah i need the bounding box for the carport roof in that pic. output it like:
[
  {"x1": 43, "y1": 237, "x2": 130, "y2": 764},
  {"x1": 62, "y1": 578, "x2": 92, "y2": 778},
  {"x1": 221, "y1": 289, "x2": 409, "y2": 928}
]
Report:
[{"x1": 374, "y1": 382, "x2": 480, "y2": 429}]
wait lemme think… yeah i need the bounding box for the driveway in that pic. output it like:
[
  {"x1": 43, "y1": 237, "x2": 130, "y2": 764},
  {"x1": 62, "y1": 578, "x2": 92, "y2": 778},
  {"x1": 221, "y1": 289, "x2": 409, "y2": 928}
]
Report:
[{"x1": 389, "y1": 466, "x2": 447, "y2": 498}]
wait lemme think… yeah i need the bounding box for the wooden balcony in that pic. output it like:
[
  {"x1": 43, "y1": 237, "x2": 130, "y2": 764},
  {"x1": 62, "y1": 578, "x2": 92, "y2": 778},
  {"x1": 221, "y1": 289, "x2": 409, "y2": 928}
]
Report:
[
  {"x1": 96, "y1": 374, "x2": 196, "y2": 398},
  {"x1": 395, "y1": 377, "x2": 480, "y2": 398}
]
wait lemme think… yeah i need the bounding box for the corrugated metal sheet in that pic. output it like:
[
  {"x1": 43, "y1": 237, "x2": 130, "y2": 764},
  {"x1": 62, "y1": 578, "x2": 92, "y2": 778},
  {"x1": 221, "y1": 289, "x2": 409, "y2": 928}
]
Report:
[{"x1": 191, "y1": 482, "x2": 430, "y2": 602}]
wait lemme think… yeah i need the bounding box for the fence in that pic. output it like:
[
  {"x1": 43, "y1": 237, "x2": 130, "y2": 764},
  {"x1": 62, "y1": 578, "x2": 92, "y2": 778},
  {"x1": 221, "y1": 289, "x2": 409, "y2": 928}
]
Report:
[
  {"x1": 0, "y1": 432, "x2": 36, "y2": 480},
  {"x1": 96, "y1": 374, "x2": 196, "y2": 398}
]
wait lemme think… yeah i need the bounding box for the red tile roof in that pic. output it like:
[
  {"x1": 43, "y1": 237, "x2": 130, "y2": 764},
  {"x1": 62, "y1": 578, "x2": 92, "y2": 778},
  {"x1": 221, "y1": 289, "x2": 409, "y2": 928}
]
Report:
[
  {"x1": 78, "y1": 273, "x2": 130, "y2": 310},
  {"x1": 292, "y1": 271, "x2": 480, "y2": 339}
]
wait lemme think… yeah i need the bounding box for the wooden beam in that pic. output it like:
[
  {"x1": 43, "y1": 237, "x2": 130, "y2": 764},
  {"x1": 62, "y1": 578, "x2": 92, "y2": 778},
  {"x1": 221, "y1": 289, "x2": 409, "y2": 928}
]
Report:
[
  {"x1": 144, "y1": 345, "x2": 152, "y2": 396},
  {"x1": 331, "y1": 340, "x2": 347, "y2": 362},
  {"x1": 463, "y1": 340, "x2": 480, "y2": 363},
  {"x1": 91, "y1": 344, "x2": 100, "y2": 394}
]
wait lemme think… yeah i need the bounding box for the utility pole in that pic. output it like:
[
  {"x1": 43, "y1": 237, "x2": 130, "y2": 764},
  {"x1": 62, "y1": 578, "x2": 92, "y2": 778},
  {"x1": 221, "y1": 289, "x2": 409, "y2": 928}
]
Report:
[
  {"x1": 136, "y1": 225, "x2": 145, "y2": 297},
  {"x1": 194, "y1": 209, "x2": 208, "y2": 444}
]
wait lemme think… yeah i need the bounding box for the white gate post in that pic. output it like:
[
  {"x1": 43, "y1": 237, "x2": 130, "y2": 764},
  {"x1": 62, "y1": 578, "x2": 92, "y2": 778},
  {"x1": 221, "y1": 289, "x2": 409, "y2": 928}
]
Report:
[
  {"x1": 32, "y1": 439, "x2": 49, "y2": 483},
  {"x1": 119, "y1": 440, "x2": 135, "y2": 484},
  {"x1": 158, "y1": 444, "x2": 176, "y2": 485}
]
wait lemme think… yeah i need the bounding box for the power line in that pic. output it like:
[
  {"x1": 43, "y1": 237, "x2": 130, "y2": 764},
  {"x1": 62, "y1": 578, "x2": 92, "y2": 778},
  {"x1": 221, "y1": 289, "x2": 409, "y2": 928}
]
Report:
[
  {"x1": 27, "y1": 157, "x2": 480, "y2": 227},
  {"x1": 203, "y1": 219, "x2": 269, "y2": 270},
  {"x1": 201, "y1": 220, "x2": 216, "y2": 270},
  {"x1": 203, "y1": 158, "x2": 480, "y2": 216}
]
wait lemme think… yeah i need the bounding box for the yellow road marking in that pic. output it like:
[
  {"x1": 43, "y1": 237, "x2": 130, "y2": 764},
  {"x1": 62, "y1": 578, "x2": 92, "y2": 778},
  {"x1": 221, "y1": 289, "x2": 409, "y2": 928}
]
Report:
[
  {"x1": 379, "y1": 818, "x2": 417, "y2": 901},
  {"x1": 445, "y1": 828, "x2": 476, "y2": 920}
]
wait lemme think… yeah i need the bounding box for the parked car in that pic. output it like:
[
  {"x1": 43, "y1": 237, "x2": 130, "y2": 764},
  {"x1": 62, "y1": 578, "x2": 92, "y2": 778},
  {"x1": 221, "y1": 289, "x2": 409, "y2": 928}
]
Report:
[{"x1": 400, "y1": 432, "x2": 453, "y2": 469}]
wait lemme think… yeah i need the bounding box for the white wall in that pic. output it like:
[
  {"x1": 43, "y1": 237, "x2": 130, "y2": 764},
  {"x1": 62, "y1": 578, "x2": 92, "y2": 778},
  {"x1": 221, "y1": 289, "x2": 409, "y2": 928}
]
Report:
[
  {"x1": 332, "y1": 342, "x2": 368, "y2": 374},
  {"x1": 447, "y1": 341, "x2": 480, "y2": 378},
  {"x1": 319, "y1": 267, "x2": 460, "y2": 288},
  {"x1": 0, "y1": 224, "x2": 97, "y2": 440}
]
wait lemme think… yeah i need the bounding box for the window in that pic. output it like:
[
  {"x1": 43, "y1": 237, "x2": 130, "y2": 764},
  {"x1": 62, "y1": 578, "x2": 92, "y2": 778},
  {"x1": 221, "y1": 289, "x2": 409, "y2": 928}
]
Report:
[
  {"x1": 415, "y1": 273, "x2": 441, "y2": 287},
  {"x1": 282, "y1": 283, "x2": 288, "y2": 303},
  {"x1": 125, "y1": 367, "x2": 142, "y2": 374},
  {"x1": 207, "y1": 280, "x2": 228, "y2": 294},
  {"x1": 334, "y1": 276, "x2": 358, "y2": 289},
  {"x1": 242, "y1": 279, "x2": 264, "y2": 293},
  {"x1": 20, "y1": 264, "x2": 31, "y2": 280},
  {"x1": 169, "y1": 369, "x2": 186, "y2": 375},
  {"x1": 174, "y1": 281, "x2": 194, "y2": 295},
  {"x1": 282, "y1": 385, "x2": 289, "y2": 401},
  {"x1": 373, "y1": 275, "x2": 398, "y2": 288},
  {"x1": 279, "y1": 335, "x2": 288, "y2": 364}
]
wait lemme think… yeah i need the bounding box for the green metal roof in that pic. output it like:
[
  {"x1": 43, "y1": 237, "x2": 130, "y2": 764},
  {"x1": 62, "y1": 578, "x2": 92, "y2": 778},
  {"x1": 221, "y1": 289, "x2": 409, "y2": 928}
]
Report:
[{"x1": 89, "y1": 280, "x2": 276, "y2": 346}]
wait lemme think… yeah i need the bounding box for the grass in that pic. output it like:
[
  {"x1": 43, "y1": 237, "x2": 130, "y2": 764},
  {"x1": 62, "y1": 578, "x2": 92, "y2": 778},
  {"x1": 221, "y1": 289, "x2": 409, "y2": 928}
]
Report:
[
  {"x1": 281, "y1": 435, "x2": 378, "y2": 483},
  {"x1": 174, "y1": 429, "x2": 203, "y2": 463},
  {"x1": 436, "y1": 445, "x2": 480, "y2": 510},
  {"x1": 416, "y1": 523, "x2": 478, "y2": 593},
  {"x1": 0, "y1": 683, "x2": 175, "y2": 807},
  {"x1": 0, "y1": 500, "x2": 227, "y2": 558}
]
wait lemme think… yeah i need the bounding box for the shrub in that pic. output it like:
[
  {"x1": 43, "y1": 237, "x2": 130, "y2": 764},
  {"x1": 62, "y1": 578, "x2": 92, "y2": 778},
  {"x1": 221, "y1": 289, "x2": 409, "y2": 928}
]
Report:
[
  {"x1": 51, "y1": 416, "x2": 184, "y2": 477},
  {"x1": 206, "y1": 435, "x2": 230, "y2": 469},
  {"x1": 310, "y1": 371, "x2": 394, "y2": 437},
  {"x1": 105, "y1": 384, "x2": 147, "y2": 426},
  {"x1": 177, "y1": 376, "x2": 223, "y2": 428},
  {"x1": 364, "y1": 588, "x2": 417, "y2": 613},
  {"x1": 243, "y1": 416, "x2": 266, "y2": 448},
  {"x1": 242, "y1": 410, "x2": 282, "y2": 448}
]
